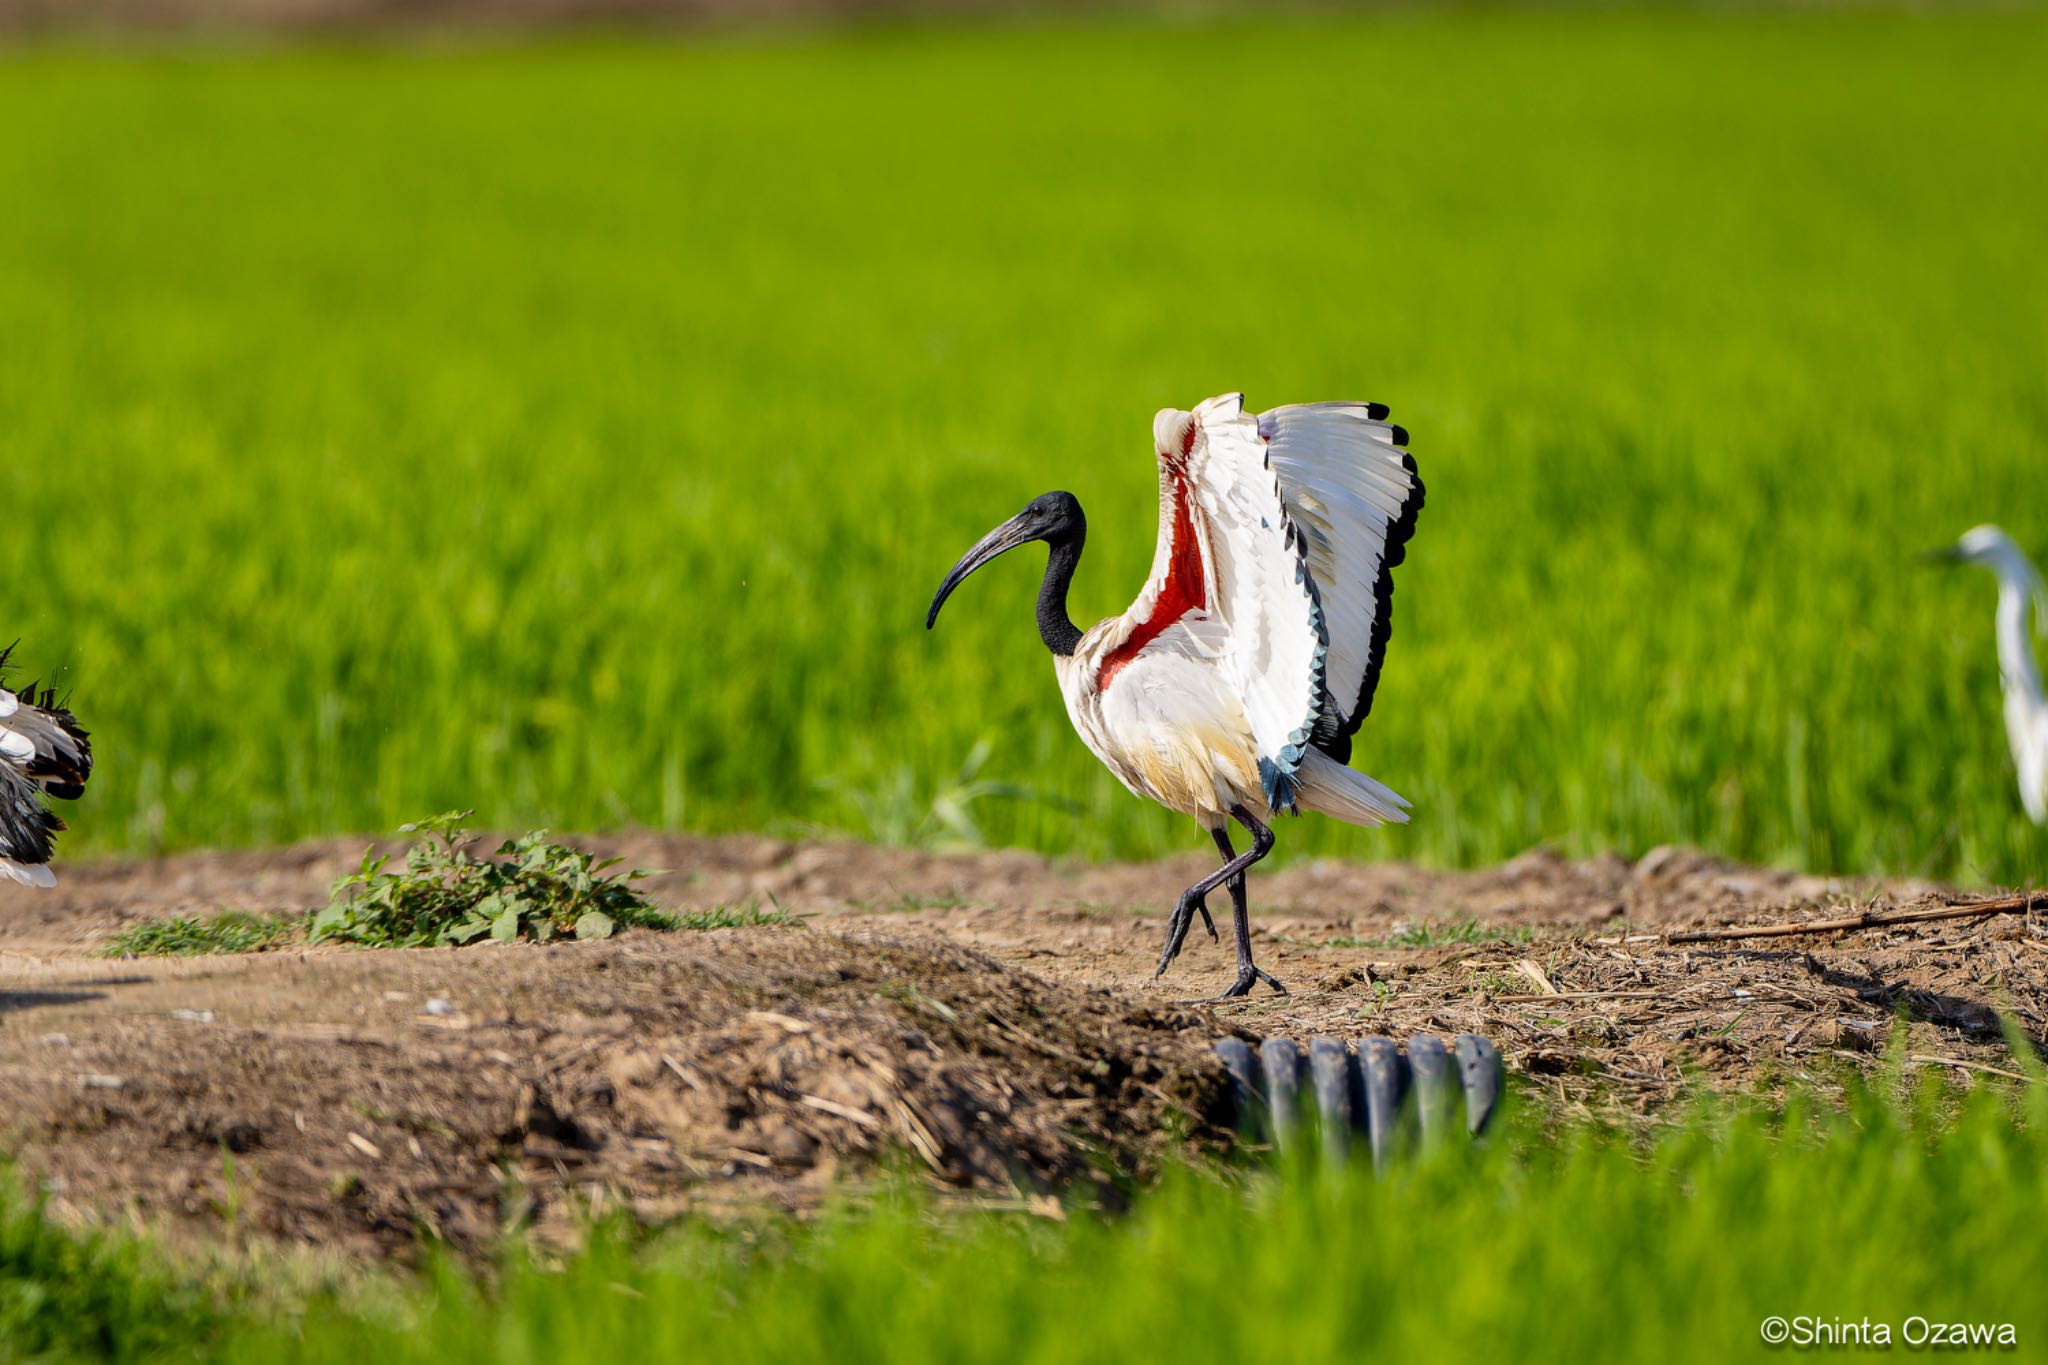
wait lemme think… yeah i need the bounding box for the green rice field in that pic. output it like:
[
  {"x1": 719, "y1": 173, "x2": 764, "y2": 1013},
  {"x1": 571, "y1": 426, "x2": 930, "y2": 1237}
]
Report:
[{"x1": 2, "y1": 8, "x2": 2044, "y2": 880}]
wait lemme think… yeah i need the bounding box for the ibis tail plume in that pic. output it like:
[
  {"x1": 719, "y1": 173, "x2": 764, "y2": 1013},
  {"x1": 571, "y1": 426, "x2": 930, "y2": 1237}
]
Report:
[
  {"x1": 0, "y1": 645, "x2": 92, "y2": 888},
  {"x1": 927, "y1": 394, "x2": 1423, "y2": 998},
  {"x1": 1932, "y1": 525, "x2": 2047, "y2": 824}
]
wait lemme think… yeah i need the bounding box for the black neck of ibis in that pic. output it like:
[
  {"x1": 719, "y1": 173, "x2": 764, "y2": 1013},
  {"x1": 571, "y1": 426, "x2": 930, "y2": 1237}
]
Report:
[
  {"x1": 1037, "y1": 525, "x2": 1085, "y2": 658},
  {"x1": 926, "y1": 490, "x2": 1087, "y2": 657}
]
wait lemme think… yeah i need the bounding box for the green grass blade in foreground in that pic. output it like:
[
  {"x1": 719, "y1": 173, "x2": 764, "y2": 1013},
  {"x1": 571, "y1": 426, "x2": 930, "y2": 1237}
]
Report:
[
  {"x1": 226, "y1": 1089, "x2": 2047, "y2": 1365},
  {"x1": 0, "y1": 1178, "x2": 226, "y2": 1362}
]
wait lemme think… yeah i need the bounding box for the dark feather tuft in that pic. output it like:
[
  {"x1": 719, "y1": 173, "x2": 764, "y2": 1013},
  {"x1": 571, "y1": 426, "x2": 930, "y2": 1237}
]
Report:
[
  {"x1": 0, "y1": 769, "x2": 63, "y2": 867},
  {"x1": 0, "y1": 645, "x2": 92, "y2": 877}
]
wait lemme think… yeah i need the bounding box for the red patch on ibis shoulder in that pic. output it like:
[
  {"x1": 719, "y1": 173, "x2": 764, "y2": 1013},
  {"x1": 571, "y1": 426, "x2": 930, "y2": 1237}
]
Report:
[{"x1": 1095, "y1": 472, "x2": 1206, "y2": 692}]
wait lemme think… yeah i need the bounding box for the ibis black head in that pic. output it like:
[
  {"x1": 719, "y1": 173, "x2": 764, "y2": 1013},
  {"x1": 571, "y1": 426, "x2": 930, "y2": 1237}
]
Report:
[{"x1": 926, "y1": 491, "x2": 1087, "y2": 655}]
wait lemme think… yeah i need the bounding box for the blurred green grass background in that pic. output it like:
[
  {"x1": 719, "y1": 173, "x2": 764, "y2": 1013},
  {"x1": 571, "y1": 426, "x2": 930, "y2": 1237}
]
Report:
[{"x1": 2, "y1": 8, "x2": 2045, "y2": 879}]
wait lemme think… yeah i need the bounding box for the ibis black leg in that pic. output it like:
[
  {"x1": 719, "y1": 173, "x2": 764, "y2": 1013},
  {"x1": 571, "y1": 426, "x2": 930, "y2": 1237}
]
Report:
[
  {"x1": 1208, "y1": 824, "x2": 1242, "y2": 955},
  {"x1": 1155, "y1": 828, "x2": 1228, "y2": 975},
  {"x1": 1206, "y1": 806, "x2": 1286, "y2": 999},
  {"x1": 1155, "y1": 805, "x2": 1284, "y2": 999},
  {"x1": 1202, "y1": 826, "x2": 1233, "y2": 945}
]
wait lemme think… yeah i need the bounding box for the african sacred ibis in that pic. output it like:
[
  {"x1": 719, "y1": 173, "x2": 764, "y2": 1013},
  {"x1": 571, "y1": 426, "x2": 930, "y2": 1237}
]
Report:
[
  {"x1": 0, "y1": 647, "x2": 92, "y2": 888},
  {"x1": 1932, "y1": 525, "x2": 2047, "y2": 824},
  {"x1": 926, "y1": 393, "x2": 1423, "y2": 999}
]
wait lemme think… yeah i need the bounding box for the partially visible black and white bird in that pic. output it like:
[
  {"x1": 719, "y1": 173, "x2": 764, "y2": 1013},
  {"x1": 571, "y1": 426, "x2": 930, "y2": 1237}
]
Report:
[
  {"x1": 0, "y1": 646, "x2": 92, "y2": 888},
  {"x1": 927, "y1": 393, "x2": 1423, "y2": 999},
  {"x1": 1931, "y1": 525, "x2": 2046, "y2": 825}
]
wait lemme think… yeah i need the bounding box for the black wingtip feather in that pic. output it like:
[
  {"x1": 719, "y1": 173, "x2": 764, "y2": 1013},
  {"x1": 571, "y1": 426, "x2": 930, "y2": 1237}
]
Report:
[{"x1": 1313, "y1": 447, "x2": 1425, "y2": 766}]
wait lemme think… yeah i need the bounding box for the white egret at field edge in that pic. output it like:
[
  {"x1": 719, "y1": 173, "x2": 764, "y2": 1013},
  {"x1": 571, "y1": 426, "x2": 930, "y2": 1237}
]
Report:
[
  {"x1": 1933, "y1": 525, "x2": 2048, "y2": 824},
  {"x1": 0, "y1": 647, "x2": 93, "y2": 887},
  {"x1": 926, "y1": 394, "x2": 1423, "y2": 998}
]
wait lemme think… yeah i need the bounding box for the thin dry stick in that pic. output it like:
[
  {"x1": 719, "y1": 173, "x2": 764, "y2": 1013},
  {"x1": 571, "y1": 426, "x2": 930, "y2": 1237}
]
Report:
[
  {"x1": 661, "y1": 1054, "x2": 706, "y2": 1092},
  {"x1": 892, "y1": 1099, "x2": 947, "y2": 1174},
  {"x1": 1907, "y1": 1054, "x2": 2038, "y2": 1084},
  {"x1": 798, "y1": 1093, "x2": 882, "y2": 1129},
  {"x1": 1664, "y1": 893, "x2": 2047, "y2": 945},
  {"x1": 1492, "y1": 988, "x2": 1672, "y2": 1005}
]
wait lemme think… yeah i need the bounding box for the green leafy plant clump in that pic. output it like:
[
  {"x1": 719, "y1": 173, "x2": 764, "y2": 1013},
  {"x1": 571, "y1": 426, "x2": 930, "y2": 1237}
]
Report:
[
  {"x1": 96, "y1": 910, "x2": 298, "y2": 958},
  {"x1": 312, "y1": 812, "x2": 676, "y2": 948}
]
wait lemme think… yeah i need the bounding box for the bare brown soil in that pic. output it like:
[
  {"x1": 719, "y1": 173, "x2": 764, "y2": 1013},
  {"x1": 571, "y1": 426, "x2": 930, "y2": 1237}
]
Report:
[{"x1": 1, "y1": 832, "x2": 2042, "y2": 1259}]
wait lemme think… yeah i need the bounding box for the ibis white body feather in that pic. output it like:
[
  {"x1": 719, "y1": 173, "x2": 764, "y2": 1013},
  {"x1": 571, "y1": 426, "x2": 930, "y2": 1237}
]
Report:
[
  {"x1": 1057, "y1": 639, "x2": 1263, "y2": 824},
  {"x1": 1055, "y1": 615, "x2": 1410, "y2": 830},
  {"x1": 926, "y1": 390, "x2": 1424, "y2": 997}
]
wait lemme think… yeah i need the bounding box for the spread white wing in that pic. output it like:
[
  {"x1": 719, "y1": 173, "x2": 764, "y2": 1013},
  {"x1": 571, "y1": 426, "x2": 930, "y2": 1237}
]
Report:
[
  {"x1": 1255, "y1": 400, "x2": 1424, "y2": 763},
  {"x1": 1169, "y1": 393, "x2": 1423, "y2": 808}
]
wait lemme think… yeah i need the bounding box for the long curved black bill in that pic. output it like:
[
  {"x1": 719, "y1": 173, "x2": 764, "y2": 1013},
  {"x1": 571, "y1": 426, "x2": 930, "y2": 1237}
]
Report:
[
  {"x1": 926, "y1": 512, "x2": 1041, "y2": 629},
  {"x1": 1920, "y1": 545, "x2": 1964, "y2": 565}
]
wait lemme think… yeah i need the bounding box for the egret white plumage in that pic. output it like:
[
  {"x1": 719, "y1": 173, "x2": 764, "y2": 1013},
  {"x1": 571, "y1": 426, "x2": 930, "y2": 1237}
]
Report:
[
  {"x1": 1932, "y1": 525, "x2": 2047, "y2": 824},
  {"x1": 927, "y1": 393, "x2": 1423, "y2": 998},
  {"x1": 0, "y1": 646, "x2": 92, "y2": 888}
]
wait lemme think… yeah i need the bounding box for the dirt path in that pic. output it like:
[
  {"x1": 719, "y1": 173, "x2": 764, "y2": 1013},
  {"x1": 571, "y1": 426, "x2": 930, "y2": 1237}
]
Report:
[{"x1": 1, "y1": 834, "x2": 2041, "y2": 1258}]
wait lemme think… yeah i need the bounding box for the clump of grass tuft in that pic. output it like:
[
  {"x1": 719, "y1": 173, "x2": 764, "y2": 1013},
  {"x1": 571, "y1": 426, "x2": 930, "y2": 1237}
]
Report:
[
  {"x1": 1361, "y1": 919, "x2": 1535, "y2": 950},
  {"x1": 312, "y1": 811, "x2": 675, "y2": 948},
  {"x1": 97, "y1": 910, "x2": 297, "y2": 958},
  {"x1": 673, "y1": 900, "x2": 797, "y2": 931}
]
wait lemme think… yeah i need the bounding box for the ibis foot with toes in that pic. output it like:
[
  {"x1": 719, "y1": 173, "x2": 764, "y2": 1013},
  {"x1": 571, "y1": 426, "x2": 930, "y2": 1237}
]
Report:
[{"x1": 1192, "y1": 965, "x2": 1290, "y2": 1004}]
